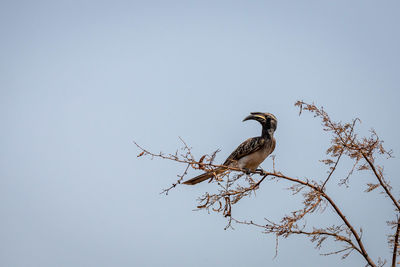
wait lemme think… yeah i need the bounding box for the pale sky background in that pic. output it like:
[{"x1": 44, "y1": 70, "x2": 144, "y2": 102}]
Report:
[{"x1": 1, "y1": 1, "x2": 400, "y2": 266}]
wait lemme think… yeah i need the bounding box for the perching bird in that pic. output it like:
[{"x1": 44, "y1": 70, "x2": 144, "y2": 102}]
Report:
[{"x1": 182, "y1": 112, "x2": 277, "y2": 185}]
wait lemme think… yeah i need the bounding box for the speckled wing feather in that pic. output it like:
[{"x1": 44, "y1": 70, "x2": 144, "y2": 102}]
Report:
[{"x1": 223, "y1": 137, "x2": 265, "y2": 166}]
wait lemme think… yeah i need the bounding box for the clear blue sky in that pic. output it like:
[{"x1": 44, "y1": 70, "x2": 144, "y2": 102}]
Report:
[{"x1": 1, "y1": 1, "x2": 399, "y2": 266}]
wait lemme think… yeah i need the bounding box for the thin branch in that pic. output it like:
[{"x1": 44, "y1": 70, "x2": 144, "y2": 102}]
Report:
[
  {"x1": 222, "y1": 174, "x2": 268, "y2": 198},
  {"x1": 160, "y1": 163, "x2": 190, "y2": 195},
  {"x1": 392, "y1": 216, "x2": 400, "y2": 267},
  {"x1": 362, "y1": 153, "x2": 400, "y2": 212},
  {"x1": 322, "y1": 151, "x2": 343, "y2": 190},
  {"x1": 291, "y1": 229, "x2": 362, "y2": 254}
]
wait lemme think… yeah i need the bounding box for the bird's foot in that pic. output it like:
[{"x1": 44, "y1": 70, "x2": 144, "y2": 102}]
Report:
[
  {"x1": 242, "y1": 168, "x2": 251, "y2": 175},
  {"x1": 256, "y1": 168, "x2": 266, "y2": 174}
]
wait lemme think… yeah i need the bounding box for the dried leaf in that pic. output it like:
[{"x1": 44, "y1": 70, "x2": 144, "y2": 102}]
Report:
[{"x1": 365, "y1": 183, "x2": 380, "y2": 192}]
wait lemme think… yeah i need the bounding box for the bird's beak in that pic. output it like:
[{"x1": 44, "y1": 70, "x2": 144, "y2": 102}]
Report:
[{"x1": 243, "y1": 114, "x2": 265, "y2": 122}]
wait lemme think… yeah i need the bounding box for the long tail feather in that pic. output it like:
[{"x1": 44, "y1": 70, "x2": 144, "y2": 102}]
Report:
[{"x1": 182, "y1": 168, "x2": 225, "y2": 185}]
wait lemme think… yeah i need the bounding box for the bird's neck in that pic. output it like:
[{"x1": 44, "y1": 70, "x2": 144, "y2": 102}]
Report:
[{"x1": 261, "y1": 126, "x2": 273, "y2": 140}]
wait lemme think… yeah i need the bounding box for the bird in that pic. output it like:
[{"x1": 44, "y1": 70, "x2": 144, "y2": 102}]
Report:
[{"x1": 182, "y1": 112, "x2": 277, "y2": 185}]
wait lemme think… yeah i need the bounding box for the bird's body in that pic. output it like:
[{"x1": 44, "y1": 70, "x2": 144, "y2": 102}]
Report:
[
  {"x1": 183, "y1": 112, "x2": 277, "y2": 185},
  {"x1": 233, "y1": 137, "x2": 276, "y2": 170}
]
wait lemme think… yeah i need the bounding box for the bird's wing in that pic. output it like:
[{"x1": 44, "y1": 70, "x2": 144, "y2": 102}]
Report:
[
  {"x1": 183, "y1": 137, "x2": 266, "y2": 185},
  {"x1": 223, "y1": 137, "x2": 265, "y2": 166}
]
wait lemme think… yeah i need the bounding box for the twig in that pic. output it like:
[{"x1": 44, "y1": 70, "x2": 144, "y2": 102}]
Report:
[{"x1": 322, "y1": 151, "x2": 343, "y2": 190}]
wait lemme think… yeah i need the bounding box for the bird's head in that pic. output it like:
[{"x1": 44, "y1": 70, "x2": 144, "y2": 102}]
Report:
[{"x1": 243, "y1": 112, "x2": 278, "y2": 135}]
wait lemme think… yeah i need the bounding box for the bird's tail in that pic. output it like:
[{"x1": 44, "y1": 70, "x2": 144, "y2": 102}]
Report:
[{"x1": 182, "y1": 168, "x2": 225, "y2": 185}]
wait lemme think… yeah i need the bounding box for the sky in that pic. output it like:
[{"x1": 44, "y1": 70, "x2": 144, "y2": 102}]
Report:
[{"x1": 1, "y1": 1, "x2": 400, "y2": 266}]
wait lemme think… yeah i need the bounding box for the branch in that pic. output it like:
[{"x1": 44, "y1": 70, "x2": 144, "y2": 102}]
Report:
[
  {"x1": 233, "y1": 170, "x2": 376, "y2": 265},
  {"x1": 392, "y1": 216, "x2": 400, "y2": 267},
  {"x1": 362, "y1": 153, "x2": 400, "y2": 212},
  {"x1": 322, "y1": 151, "x2": 343, "y2": 190},
  {"x1": 264, "y1": 171, "x2": 377, "y2": 266},
  {"x1": 292, "y1": 229, "x2": 362, "y2": 255},
  {"x1": 322, "y1": 192, "x2": 376, "y2": 266}
]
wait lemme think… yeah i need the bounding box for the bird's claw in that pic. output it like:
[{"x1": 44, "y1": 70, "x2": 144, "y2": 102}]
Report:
[
  {"x1": 243, "y1": 168, "x2": 251, "y2": 175},
  {"x1": 256, "y1": 168, "x2": 266, "y2": 174}
]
